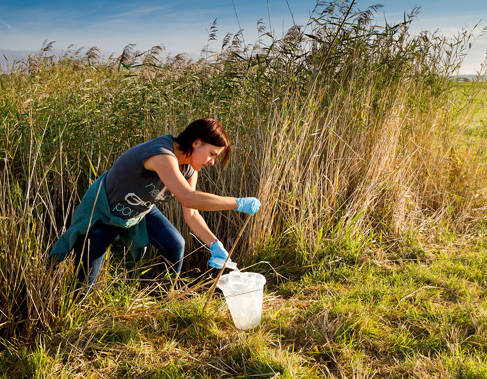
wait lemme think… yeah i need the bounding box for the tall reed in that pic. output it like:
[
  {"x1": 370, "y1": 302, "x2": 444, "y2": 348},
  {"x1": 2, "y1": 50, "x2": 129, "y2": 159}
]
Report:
[{"x1": 0, "y1": 0, "x2": 485, "y2": 339}]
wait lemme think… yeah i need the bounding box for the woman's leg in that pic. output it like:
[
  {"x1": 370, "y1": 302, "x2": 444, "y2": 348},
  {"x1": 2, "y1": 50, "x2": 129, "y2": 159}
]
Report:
[
  {"x1": 73, "y1": 221, "x2": 122, "y2": 286},
  {"x1": 145, "y1": 206, "x2": 185, "y2": 274}
]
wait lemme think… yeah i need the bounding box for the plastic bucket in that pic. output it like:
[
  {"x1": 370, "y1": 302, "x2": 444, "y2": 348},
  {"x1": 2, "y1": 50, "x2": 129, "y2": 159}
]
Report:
[{"x1": 217, "y1": 271, "x2": 266, "y2": 330}]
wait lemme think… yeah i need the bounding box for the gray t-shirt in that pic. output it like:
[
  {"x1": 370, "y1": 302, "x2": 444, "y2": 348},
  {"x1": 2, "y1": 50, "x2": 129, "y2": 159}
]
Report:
[{"x1": 105, "y1": 134, "x2": 194, "y2": 219}]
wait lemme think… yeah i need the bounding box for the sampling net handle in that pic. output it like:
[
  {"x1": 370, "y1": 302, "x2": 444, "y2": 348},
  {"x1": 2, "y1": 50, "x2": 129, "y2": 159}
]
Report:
[{"x1": 202, "y1": 215, "x2": 252, "y2": 313}]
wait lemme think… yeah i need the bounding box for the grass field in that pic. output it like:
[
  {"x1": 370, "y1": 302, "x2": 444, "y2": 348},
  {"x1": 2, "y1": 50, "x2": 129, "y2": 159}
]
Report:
[
  {"x1": 1, "y1": 2, "x2": 487, "y2": 377},
  {"x1": 5, "y1": 241, "x2": 487, "y2": 377}
]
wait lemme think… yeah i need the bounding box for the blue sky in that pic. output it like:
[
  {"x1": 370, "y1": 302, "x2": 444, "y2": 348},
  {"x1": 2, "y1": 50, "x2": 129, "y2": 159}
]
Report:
[{"x1": 0, "y1": 0, "x2": 485, "y2": 73}]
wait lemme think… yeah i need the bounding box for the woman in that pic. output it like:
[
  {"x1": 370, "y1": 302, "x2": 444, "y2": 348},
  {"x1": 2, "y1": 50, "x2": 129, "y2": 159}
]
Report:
[{"x1": 50, "y1": 118, "x2": 260, "y2": 286}]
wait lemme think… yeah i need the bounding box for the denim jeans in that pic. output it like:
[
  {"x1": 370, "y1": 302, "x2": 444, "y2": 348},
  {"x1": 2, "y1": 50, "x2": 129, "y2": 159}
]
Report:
[{"x1": 73, "y1": 206, "x2": 185, "y2": 286}]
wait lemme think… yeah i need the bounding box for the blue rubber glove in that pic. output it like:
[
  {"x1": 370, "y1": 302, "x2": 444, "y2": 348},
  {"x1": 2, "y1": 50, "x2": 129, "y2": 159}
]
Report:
[
  {"x1": 235, "y1": 197, "x2": 261, "y2": 215},
  {"x1": 208, "y1": 240, "x2": 229, "y2": 269}
]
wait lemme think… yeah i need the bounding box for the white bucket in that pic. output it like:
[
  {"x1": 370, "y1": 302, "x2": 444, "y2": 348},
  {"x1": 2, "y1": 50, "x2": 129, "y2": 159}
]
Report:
[{"x1": 217, "y1": 271, "x2": 266, "y2": 330}]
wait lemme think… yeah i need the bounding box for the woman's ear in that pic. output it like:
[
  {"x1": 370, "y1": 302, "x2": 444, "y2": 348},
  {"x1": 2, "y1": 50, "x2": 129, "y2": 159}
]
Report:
[{"x1": 192, "y1": 138, "x2": 202, "y2": 149}]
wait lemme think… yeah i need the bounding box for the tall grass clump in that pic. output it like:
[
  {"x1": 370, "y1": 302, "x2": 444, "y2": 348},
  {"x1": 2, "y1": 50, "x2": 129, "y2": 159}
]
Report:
[
  {"x1": 249, "y1": 3, "x2": 486, "y2": 264},
  {"x1": 0, "y1": 0, "x2": 485, "y2": 342}
]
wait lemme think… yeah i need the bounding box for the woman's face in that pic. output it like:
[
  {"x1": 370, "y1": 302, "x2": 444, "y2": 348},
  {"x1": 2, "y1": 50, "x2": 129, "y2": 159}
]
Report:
[{"x1": 190, "y1": 139, "x2": 225, "y2": 171}]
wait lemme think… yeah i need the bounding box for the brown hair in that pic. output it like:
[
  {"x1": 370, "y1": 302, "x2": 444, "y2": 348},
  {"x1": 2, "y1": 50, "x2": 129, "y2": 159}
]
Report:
[{"x1": 174, "y1": 118, "x2": 231, "y2": 167}]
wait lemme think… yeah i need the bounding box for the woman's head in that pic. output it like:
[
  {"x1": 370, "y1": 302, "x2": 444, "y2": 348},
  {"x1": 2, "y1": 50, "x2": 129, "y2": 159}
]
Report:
[{"x1": 174, "y1": 118, "x2": 231, "y2": 168}]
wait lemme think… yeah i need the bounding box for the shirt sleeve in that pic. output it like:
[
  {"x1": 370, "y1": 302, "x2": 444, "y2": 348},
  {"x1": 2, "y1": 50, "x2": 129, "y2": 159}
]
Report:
[
  {"x1": 141, "y1": 136, "x2": 177, "y2": 162},
  {"x1": 182, "y1": 164, "x2": 195, "y2": 179}
]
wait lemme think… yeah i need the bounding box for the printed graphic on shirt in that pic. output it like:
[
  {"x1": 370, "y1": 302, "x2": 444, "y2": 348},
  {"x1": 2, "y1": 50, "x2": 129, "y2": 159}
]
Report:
[{"x1": 111, "y1": 182, "x2": 175, "y2": 218}]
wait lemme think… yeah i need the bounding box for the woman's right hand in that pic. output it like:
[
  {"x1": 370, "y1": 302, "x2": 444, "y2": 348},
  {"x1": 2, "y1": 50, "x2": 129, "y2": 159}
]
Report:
[{"x1": 235, "y1": 197, "x2": 261, "y2": 215}]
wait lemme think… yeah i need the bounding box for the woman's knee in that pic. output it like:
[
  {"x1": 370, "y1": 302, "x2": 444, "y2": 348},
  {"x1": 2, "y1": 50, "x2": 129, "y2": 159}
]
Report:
[
  {"x1": 153, "y1": 233, "x2": 184, "y2": 274},
  {"x1": 167, "y1": 232, "x2": 185, "y2": 260}
]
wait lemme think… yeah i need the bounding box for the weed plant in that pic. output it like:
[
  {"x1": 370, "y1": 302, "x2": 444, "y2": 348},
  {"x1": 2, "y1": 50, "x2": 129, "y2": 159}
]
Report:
[{"x1": 0, "y1": 1, "x2": 486, "y2": 376}]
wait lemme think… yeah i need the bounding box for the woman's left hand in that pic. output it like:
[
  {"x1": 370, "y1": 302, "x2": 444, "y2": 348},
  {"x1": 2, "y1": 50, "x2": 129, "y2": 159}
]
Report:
[{"x1": 208, "y1": 240, "x2": 229, "y2": 268}]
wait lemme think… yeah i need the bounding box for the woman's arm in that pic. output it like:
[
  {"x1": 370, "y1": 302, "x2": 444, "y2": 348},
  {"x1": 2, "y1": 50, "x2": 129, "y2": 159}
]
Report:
[
  {"x1": 181, "y1": 171, "x2": 219, "y2": 246},
  {"x1": 144, "y1": 154, "x2": 238, "y2": 211}
]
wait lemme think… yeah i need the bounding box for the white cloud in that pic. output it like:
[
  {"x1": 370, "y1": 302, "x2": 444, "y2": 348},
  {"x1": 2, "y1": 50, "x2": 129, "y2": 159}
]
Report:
[
  {"x1": 0, "y1": 19, "x2": 12, "y2": 30},
  {"x1": 103, "y1": 5, "x2": 173, "y2": 20},
  {"x1": 461, "y1": 38, "x2": 487, "y2": 74}
]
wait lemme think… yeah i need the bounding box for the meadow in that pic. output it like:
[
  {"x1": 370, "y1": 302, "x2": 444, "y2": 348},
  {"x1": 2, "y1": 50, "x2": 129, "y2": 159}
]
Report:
[{"x1": 1, "y1": 1, "x2": 487, "y2": 377}]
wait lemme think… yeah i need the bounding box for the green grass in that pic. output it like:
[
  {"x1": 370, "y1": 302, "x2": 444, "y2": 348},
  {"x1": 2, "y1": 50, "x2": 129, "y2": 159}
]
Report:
[{"x1": 2, "y1": 242, "x2": 487, "y2": 377}]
